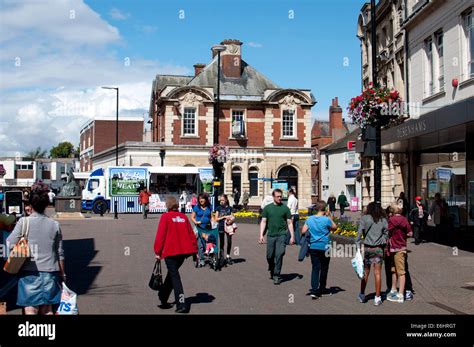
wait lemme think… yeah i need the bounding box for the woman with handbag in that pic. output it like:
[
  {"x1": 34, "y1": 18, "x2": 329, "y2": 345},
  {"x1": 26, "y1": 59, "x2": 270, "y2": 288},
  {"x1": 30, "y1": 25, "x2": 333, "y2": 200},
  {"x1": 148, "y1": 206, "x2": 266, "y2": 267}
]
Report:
[
  {"x1": 355, "y1": 202, "x2": 388, "y2": 306},
  {"x1": 154, "y1": 196, "x2": 198, "y2": 313},
  {"x1": 6, "y1": 182, "x2": 65, "y2": 315}
]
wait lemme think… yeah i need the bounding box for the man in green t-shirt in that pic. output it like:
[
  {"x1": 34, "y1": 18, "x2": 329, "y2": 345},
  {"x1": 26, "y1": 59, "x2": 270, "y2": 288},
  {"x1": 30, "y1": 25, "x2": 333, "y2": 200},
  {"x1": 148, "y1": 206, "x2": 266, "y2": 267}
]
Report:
[{"x1": 259, "y1": 189, "x2": 295, "y2": 285}]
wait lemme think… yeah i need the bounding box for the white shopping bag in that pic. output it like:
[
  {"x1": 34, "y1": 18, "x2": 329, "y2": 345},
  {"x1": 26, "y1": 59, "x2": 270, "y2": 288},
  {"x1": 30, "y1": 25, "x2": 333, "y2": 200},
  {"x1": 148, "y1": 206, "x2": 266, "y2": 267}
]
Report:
[
  {"x1": 351, "y1": 248, "x2": 364, "y2": 279},
  {"x1": 57, "y1": 283, "x2": 79, "y2": 315}
]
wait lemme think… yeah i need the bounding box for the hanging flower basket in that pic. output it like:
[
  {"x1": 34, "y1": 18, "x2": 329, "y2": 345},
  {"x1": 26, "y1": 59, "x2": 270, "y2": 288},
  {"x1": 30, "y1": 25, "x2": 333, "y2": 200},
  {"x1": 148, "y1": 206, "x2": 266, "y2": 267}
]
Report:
[
  {"x1": 347, "y1": 84, "x2": 404, "y2": 128},
  {"x1": 208, "y1": 144, "x2": 229, "y2": 165},
  {"x1": 209, "y1": 144, "x2": 228, "y2": 179}
]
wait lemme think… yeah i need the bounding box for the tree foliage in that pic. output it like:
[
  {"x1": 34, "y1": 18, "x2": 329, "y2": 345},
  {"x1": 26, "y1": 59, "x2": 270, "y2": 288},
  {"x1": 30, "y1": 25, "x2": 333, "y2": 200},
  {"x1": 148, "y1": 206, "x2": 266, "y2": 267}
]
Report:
[{"x1": 50, "y1": 141, "x2": 75, "y2": 158}]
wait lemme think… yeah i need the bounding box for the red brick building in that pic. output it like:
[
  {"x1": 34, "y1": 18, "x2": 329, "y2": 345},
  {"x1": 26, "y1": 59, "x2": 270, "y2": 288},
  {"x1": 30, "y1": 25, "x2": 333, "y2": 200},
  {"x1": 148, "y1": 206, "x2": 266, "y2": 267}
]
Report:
[
  {"x1": 79, "y1": 118, "x2": 144, "y2": 172},
  {"x1": 93, "y1": 39, "x2": 316, "y2": 208}
]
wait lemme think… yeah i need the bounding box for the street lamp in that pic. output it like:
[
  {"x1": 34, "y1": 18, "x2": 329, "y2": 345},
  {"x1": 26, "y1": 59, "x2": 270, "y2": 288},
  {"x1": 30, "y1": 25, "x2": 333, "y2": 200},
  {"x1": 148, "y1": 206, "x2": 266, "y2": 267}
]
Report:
[
  {"x1": 211, "y1": 44, "x2": 226, "y2": 208},
  {"x1": 102, "y1": 86, "x2": 119, "y2": 219},
  {"x1": 370, "y1": 0, "x2": 382, "y2": 206},
  {"x1": 212, "y1": 45, "x2": 226, "y2": 145}
]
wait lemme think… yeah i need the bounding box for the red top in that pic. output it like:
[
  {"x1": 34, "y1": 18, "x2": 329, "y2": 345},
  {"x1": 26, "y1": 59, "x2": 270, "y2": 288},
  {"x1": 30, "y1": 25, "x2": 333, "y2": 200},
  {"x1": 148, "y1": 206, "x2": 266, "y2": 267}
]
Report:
[
  {"x1": 154, "y1": 211, "x2": 198, "y2": 259},
  {"x1": 139, "y1": 191, "x2": 151, "y2": 204},
  {"x1": 388, "y1": 215, "x2": 412, "y2": 252}
]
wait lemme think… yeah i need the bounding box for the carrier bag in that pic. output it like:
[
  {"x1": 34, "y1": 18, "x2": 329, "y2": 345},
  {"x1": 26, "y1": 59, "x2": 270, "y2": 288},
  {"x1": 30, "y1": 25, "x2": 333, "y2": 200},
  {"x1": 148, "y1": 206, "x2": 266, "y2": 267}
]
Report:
[
  {"x1": 57, "y1": 283, "x2": 79, "y2": 315},
  {"x1": 351, "y1": 248, "x2": 364, "y2": 279}
]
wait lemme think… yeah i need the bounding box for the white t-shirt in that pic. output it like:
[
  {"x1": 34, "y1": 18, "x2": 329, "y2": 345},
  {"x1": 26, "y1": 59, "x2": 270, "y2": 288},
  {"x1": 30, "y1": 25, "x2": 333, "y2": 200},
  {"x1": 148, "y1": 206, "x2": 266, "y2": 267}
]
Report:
[{"x1": 287, "y1": 194, "x2": 299, "y2": 215}]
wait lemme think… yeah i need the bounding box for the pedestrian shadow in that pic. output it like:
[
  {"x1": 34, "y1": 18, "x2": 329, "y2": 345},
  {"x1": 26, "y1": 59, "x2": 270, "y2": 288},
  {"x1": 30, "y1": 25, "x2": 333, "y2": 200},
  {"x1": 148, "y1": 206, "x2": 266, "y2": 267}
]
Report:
[
  {"x1": 63, "y1": 238, "x2": 101, "y2": 296},
  {"x1": 186, "y1": 292, "x2": 215, "y2": 309},
  {"x1": 280, "y1": 273, "x2": 304, "y2": 283},
  {"x1": 328, "y1": 286, "x2": 345, "y2": 295},
  {"x1": 229, "y1": 258, "x2": 246, "y2": 265}
]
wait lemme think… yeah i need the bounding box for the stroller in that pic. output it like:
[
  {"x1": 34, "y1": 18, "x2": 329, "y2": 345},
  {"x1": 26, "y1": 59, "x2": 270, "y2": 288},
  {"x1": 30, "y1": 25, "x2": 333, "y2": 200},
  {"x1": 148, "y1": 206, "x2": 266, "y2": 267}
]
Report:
[{"x1": 194, "y1": 224, "x2": 221, "y2": 271}]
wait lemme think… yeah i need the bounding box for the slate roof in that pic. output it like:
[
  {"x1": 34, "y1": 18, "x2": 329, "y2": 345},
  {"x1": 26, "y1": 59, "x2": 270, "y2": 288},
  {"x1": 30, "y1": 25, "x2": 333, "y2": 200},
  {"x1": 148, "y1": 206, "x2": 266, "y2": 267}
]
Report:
[{"x1": 151, "y1": 55, "x2": 316, "y2": 103}]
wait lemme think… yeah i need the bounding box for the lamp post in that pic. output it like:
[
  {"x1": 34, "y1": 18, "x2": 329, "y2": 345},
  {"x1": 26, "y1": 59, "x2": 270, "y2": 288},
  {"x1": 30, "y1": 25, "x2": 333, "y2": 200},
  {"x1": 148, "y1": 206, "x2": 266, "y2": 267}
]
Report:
[
  {"x1": 370, "y1": 0, "x2": 381, "y2": 206},
  {"x1": 102, "y1": 86, "x2": 119, "y2": 219},
  {"x1": 211, "y1": 45, "x2": 226, "y2": 208}
]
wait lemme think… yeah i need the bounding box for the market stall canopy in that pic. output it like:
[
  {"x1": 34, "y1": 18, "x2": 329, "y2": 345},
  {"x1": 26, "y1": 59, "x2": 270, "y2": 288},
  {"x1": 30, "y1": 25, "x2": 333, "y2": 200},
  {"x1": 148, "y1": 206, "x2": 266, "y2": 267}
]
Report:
[{"x1": 148, "y1": 166, "x2": 212, "y2": 175}]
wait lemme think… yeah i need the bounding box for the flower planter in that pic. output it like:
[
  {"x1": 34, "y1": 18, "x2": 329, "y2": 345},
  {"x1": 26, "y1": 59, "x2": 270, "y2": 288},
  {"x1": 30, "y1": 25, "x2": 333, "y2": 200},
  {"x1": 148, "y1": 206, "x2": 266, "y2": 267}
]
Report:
[{"x1": 330, "y1": 233, "x2": 356, "y2": 245}]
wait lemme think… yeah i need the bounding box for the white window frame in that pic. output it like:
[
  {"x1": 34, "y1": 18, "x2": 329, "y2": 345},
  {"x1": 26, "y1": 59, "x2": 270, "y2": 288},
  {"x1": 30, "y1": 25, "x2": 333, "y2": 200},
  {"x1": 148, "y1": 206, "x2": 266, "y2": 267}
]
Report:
[
  {"x1": 463, "y1": 9, "x2": 474, "y2": 80},
  {"x1": 435, "y1": 30, "x2": 444, "y2": 92},
  {"x1": 181, "y1": 107, "x2": 198, "y2": 136},
  {"x1": 425, "y1": 37, "x2": 435, "y2": 96},
  {"x1": 281, "y1": 108, "x2": 296, "y2": 139},
  {"x1": 230, "y1": 109, "x2": 246, "y2": 139}
]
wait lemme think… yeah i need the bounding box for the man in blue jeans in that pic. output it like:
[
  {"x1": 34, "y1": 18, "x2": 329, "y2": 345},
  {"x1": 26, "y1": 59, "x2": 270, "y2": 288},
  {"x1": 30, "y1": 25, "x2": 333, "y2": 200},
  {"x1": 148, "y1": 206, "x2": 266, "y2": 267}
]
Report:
[
  {"x1": 259, "y1": 189, "x2": 295, "y2": 285},
  {"x1": 301, "y1": 201, "x2": 337, "y2": 299}
]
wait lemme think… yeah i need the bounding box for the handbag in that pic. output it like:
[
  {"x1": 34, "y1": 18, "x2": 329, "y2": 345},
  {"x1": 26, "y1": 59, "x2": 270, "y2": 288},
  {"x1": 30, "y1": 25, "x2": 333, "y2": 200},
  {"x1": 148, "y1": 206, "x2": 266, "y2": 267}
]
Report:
[
  {"x1": 148, "y1": 260, "x2": 163, "y2": 291},
  {"x1": 3, "y1": 217, "x2": 30, "y2": 274}
]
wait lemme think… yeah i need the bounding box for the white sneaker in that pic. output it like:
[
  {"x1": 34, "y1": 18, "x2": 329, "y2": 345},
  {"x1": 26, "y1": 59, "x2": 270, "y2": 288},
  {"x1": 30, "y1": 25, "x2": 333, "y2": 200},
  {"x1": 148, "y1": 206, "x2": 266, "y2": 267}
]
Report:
[
  {"x1": 387, "y1": 292, "x2": 404, "y2": 303},
  {"x1": 358, "y1": 293, "x2": 366, "y2": 303},
  {"x1": 374, "y1": 296, "x2": 382, "y2": 306}
]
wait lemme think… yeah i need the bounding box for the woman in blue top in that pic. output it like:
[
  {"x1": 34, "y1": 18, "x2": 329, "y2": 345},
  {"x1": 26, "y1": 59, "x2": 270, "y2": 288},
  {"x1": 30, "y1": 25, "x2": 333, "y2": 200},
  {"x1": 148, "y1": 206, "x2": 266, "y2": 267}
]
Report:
[
  {"x1": 191, "y1": 193, "x2": 212, "y2": 229},
  {"x1": 301, "y1": 200, "x2": 337, "y2": 299}
]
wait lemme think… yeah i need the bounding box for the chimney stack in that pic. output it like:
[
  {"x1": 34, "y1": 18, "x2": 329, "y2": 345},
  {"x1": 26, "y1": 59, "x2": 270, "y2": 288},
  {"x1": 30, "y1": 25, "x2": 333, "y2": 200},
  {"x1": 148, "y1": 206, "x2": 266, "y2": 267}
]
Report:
[
  {"x1": 193, "y1": 63, "x2": 206, "y2": 76},
  {"x1": 218, "y1": 39, "x2": 243, "y2": 78},
  {"x1": 329, "y1": 97, "x2": 345, "y2": 141}
]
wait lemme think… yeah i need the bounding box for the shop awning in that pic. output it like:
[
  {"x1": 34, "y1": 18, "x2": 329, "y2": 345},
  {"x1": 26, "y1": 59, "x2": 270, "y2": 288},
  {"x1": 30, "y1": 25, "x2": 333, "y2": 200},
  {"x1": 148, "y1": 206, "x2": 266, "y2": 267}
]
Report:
[{"x1": 148, "y1": 166, "x2": 211, "y2": 175}]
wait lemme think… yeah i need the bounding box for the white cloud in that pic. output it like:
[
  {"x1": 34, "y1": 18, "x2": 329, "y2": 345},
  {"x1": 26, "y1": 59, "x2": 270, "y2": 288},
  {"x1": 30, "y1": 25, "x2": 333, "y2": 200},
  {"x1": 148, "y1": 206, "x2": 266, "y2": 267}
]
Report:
[
  {"x1": 109, "y1": 8, "x2": 130, "y2": 21},
  {"x1": 140, "y1": 25, "x2": 158, "y2": 34},
  {"x1": 0, "y1": 0, "x2": 190, "y2": 157},
  {"x1": 247, "y1": 42, "x2": 263, "y2": 48}
]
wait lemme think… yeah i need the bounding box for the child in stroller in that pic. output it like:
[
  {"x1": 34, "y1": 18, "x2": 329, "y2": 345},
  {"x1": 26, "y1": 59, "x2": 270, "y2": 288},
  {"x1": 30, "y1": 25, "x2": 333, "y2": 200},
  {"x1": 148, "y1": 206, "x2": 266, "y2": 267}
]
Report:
[
  {"x1": 204, "y1": 233, "x2": 217, "y2": 255},
  {"x1": 196, "y1": 229, "x2": 220, "y2": 270}
]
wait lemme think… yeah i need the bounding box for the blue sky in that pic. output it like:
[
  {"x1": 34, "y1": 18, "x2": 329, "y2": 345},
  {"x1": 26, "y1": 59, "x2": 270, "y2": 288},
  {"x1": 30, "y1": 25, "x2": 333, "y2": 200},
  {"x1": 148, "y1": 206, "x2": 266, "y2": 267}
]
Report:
[
  {"x1": 86, "y1": 0, "x2": 364, "y2": 119},
  {"x1": 0, "y1": 0, "x2": 365, "y2": 156}
]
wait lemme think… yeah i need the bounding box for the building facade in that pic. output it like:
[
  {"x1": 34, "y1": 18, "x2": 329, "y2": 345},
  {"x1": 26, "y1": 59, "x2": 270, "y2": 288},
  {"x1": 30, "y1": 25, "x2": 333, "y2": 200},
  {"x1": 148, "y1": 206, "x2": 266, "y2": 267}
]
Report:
[
  {"x1": 358, "y1": 0, "x2": 474, "y2": 230},
  {"x1": 320, "y1": 130, "x2": 363, "y2": 211},
  {"x1": 357, "y1": 0, "x2": 410, "y2": 208},
  {"x1": 94, "y1": 39, "x2": 316, "y2": 208},
  {"x1": 0, "y1": 157, "x2": 76, "y2": 191},
  {"x1": 79, "y1": 117, "x2": 145, "y2": 172}
]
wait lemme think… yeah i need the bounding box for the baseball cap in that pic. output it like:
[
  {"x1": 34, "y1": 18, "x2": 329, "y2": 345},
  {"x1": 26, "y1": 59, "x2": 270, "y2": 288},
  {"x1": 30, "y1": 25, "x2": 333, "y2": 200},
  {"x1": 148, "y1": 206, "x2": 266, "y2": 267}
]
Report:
[{"x1": 415, "y1": 196, "x2": 422, "y2": 201}]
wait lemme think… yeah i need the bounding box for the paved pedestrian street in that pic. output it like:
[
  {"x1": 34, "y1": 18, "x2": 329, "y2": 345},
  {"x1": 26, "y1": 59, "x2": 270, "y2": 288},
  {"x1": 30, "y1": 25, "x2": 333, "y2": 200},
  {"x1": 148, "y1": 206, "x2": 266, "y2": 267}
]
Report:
[{"x1": 8, "y1": 213, "x2": 474, "y2": 315}]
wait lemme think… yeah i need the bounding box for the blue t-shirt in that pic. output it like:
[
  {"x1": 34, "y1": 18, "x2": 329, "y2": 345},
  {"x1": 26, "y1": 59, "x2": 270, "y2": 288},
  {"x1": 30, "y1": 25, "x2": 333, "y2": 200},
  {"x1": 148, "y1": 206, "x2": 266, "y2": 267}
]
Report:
[
  {"x1": 193, "y1": 205, "x2": 212, "y2": 228},
  {"x1": 305, "y1": 216, "x2": 332, "y2": 251}
]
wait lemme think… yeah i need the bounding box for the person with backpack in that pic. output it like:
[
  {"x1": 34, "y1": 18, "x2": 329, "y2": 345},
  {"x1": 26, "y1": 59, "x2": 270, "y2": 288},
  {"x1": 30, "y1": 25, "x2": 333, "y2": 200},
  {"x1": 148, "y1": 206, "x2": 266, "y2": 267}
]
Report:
[
  {"x1": 356, "y1": 202, "x2": 388, "y2": 306},
  {"x1": 301, "y1": 200, "x2": 337, "y2": 299}
]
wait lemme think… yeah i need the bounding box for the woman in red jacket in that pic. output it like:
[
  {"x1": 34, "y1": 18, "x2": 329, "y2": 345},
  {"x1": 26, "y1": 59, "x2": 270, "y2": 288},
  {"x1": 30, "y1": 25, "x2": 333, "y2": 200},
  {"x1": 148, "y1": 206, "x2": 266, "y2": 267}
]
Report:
[{"x1": 154, "y1": 196, "x2": 198, "y2": 313}]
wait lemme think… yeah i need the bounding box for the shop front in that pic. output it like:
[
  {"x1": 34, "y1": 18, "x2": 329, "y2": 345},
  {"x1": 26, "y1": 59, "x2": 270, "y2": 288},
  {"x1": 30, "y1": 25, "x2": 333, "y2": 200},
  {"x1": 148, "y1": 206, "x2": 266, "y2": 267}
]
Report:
[{"x1": 382, "y1": 97, "x2": 474, "y2": 238}]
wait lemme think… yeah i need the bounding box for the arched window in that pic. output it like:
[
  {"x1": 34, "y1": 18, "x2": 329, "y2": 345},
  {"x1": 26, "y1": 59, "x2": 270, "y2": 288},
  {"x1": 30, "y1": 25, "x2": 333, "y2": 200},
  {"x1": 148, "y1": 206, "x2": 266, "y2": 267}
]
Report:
[
  {"x1": 232, "y1": 167, "x2": 242, "y2": 193},
  {"x1": 277, "y1": 166, "x2": 298, "y2": 198},
  {"x1": 249, "y1": 167, "x2": 259, "y2": 197}
]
